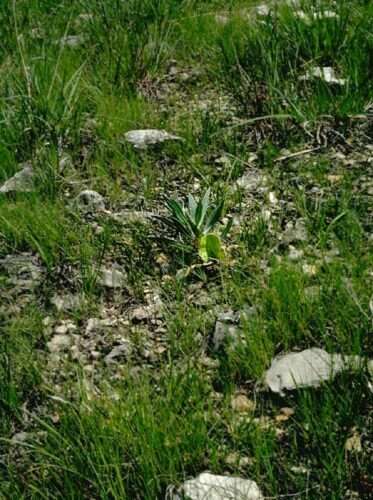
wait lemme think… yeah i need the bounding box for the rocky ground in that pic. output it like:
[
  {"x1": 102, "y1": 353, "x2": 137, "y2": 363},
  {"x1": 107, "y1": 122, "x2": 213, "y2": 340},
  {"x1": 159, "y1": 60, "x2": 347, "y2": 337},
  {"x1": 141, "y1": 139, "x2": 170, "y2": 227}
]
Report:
[{"x1": 0, "y1": 0, "x2": 372, "y2": 499}]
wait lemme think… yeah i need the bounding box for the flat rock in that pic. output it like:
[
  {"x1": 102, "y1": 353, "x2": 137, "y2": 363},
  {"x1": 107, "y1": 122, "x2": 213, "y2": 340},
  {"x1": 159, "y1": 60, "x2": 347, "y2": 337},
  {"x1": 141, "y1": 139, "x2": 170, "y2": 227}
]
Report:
[
  {"x1": 124, "y1": 129, "x2": 182, "y2": 149},
  {"x1": 99, "y1": 267, "x2": 126, "y2": 288},
  {"x1": 76, "y1": 190, "x2": 105, "y2": 213},
  {"x1": 59, "y1": 35, "x2": 84, "y2": 47},
  {"x1": 51, "y1": 293, "x2": 83, "y2": 312},
  {"x1": 236, "y1": 170, "x2": 266, "y2": 193},
  {"x1": 255, "y1": 4, "x2": 270, "y2": 17},
  {"x1": 170, "y1": 472, "x2": 263, "y2": 500},
  {"x1": 295, "y1": 10, "x2": 338, "y2": 23},
  {"x1": 299, "y1": 66, "x2": 346, "y2": 86},
  {"x1": 281, "y1": 219, "x2": 308, "y2": 244},
  {"x1": 264, "y1": 348, "x2": 368, "y2": 395},
  {"x1": 110, "y1": 209, "x2": 155, "y2": 224},
  {"x1": 0, "y1": 165, "x2": 35, "y2": 193},
  {"x1": 47, "y1": 334, "x2": 73, "y2": 353},
  {"x1": 104, "y1": 342, "x2": 132, "y2": 365},
  {"x1": 0, "y1": 253, "x2": 42, "y2": 291}
]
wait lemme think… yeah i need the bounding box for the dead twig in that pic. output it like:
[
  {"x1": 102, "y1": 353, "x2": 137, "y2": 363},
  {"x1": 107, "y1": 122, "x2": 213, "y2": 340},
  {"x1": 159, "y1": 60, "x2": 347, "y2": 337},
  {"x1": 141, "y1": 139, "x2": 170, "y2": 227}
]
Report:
[{"x1": 274, "y1": 146, "x2": 321, "y2": 162}]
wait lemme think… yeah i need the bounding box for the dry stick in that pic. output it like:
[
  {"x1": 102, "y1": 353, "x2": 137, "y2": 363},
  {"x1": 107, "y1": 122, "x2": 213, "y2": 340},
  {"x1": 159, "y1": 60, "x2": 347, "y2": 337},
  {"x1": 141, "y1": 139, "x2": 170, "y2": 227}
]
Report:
[
  {"x1": 264, "y1": 485, "x2": 320, "y2": 499},
  {"x1": 274, "y1": 146, "x2": 321, "y2": 162},
  {"x1": 215, "y1": 114, "x2": 293, "y2": 136}
]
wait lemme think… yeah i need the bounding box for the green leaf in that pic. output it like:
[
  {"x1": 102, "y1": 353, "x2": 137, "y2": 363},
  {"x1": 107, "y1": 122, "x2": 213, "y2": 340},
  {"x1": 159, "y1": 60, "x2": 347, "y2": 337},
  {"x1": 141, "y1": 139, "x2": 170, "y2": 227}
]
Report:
[
  {"x1": 204, "y1": 199, "x2": 224, "y2": 234},
  {"x1": 166, "y1": 199, "x2": 198, "y2": 237},
  {"x1": 195, "y1": 189, "x2": 210, "y2": 229},
  {"x1": 188, "y1": 194, "x2": 197, "y2": 221},
  {"x1": 198, "y1": 233, "x2": 224, "y2": 262}
]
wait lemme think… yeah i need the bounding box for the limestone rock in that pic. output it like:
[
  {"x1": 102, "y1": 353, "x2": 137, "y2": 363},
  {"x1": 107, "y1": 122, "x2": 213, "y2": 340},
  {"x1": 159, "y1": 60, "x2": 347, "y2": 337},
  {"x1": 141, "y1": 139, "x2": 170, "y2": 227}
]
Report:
[
  {"x1": 76, "y1": 190, "x2": 105, "y2": 213},
  {"x1": 0, "y1": 253, "x2": 42, "y2": 291},
  {"x1": 99, "y1": 267, "x2": 126, "y2": 288},
  {"x1": 0, "y1": 165, "x2": 34, "y2": 193},
  {"x1": 124, "y1": 129, "x2": 182, "y2": 149},
  {"x1": 264, "y1": 348, "x2": 367, "y2": 395},
  {"x1": 104, "y1": 342, "x2": 132, "y2": 365},
  {"x1": 299, "y1": 66, "x2": 346, "y2": 86},
  {"x1": 59, "y1": 35, "x2": 84, "y2": 48},
  {"x1": 281, "y1": 219, "x2": 308, "y2": 244},
  {"x1": 47, "y1": 334, "x2": 73, "y2": 353},
  {"x1": 170, "y1": 472, "x2": 263, "y2": 500}
]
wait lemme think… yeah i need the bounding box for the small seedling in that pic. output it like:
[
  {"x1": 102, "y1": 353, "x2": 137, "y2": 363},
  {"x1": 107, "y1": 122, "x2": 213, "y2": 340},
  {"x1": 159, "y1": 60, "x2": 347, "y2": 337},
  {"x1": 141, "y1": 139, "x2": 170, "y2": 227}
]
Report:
[{"x1": 164, "y1": 189, "x2": 231, "y2": 262}]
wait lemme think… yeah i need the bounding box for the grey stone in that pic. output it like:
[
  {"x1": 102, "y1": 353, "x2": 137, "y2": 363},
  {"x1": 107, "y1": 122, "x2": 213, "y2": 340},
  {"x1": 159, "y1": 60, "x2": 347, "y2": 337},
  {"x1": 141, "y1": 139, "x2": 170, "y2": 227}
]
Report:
[
  {"x1": 124, "y1": 129, "x2": 182, "y2": 149},
  {"x1": 255, "y1": 4, "x2": 270, "y2": 16},
  {"x1": 104, "y1": 342, "x2": 132, "y2": 365},
  {"x1": 0, "y1": 165, "x2": 34, "y2": 193},
  {"x1": 236, "y1": 170, "x2": 265, "y2": 192},
  {"x1": 299, "y1": 66, "x2": 346, "y2": 86},
  {"x1": 110, "y1": 210, "x2": 155, "y2": 225},
  {"x1": 264, "y1": 348, "x2": 368, "y2": 395},
  {"x1": 0, "y1": 253, "x2": 42, "y2": 291},
  {"x1": 281, "y1": 219, "x2": 308, "y2": 244},
  {"x1": 47, "y1": 334, "x2": 73, "y2": 353},
  {"x1": 169, "y1": 472, "x2": 263, "y2": 500},
  {"x1": 59, "y1": 35, "x2": 84, "y2": 48},
  {"x1": 99, "y1": 267, "x2": 126, "y2": 288},
  {"x1": 51, "y1": 294, "x2": 83, "y2": 312},
  {"x1": 76, "y1": 190, "x2": 105, "y2": 213}
]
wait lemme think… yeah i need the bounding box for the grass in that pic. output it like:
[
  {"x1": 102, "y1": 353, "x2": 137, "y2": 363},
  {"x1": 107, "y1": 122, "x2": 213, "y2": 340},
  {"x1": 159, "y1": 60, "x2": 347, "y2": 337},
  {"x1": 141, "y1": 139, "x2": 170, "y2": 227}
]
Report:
[{"x1": 0, "y1": 0, "x2": 372, "y2": 498}]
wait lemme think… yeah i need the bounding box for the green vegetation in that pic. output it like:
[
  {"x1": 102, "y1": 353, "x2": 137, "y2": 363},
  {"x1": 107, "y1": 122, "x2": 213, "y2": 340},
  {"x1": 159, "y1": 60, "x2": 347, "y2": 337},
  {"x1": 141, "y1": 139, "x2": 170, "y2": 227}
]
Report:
[{"x1": 0, "y1": 0, "x2": 372, "y2": 498}]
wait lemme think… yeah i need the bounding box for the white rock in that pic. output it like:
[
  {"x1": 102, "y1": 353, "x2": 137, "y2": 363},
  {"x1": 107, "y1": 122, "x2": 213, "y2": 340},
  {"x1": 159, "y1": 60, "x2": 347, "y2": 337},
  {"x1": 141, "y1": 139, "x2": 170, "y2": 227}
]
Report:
[
  {"x1": 236, "y1": 170, "x2": 265, "y2": 192},
  {"x1": 255, "y1": 4, "x2": 270, "y2": 17},
  {"x1": 294, "y1": 10, "x2": 338, "y2": 23},
  {"x1": 104, "y1": 342, "x2": 132, "y2": 365},
  {"x1": 264, "y1": 348, "x2": 367, "y2": 395},
  {"x1": 99, "y1": 267, "x2": 126, "y2": 288},
  {"x1": 124, "y1": 129, "x2": 182, "y2": 149},
  {"x1": 51, "y1": 294, "x2": 83, "y2": 312},
  {"x1": 0, "y1": 165, "x2": 34, "y2": 193},
  {"x1": 282, "y1": 219, "x2": 308, "y2": 244},
  {"x1": 215, "y1": 13, "x2": 230, "y2": 25},
  {"x1": 76, "y1": 190, "x2": 105, "y2": 212},
  {"x1": 59, "y1": 35, "x2": 84, "y2": 47},
  {"x1": 171, "y1": 472, "x2": 263, "y2": 500},
  {"x1": 288, "y1": 245, "x2": 304, "y2": 261},
  {"x1": 47, "y1": 334, "x2": 72, "y2": 353},
  {"x1": 299, "y1": 66, "x2": 346, "y2": 86}
]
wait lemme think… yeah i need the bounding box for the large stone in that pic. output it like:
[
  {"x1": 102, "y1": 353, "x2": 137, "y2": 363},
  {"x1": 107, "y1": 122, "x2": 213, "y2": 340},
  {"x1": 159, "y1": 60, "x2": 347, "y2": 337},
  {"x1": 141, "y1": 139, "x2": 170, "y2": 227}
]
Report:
[
  {"x1": 104, "y1": 342, "x2": 132, "y2": 365},
  {"x1": 124, "y1": 129, "x2": 182, "y2": 149},
  {"x1": 99, "y1": 267, "x2": 126, "y2": 288},
  {"x1": 299, "y1": 66, "x2": 345, "y2": 86},
  {"x1": 170, "y1": 472, "x2": 263, "y2": 500},
  {"x1": 0, "y1": 165, "x2": 35, "y2": 193},
  {"x1": 264, "y1": 348, "x2": 367, "y2": 395},
  {"x1": 76, "y1": 190, "x2": 105, "y2": 213},
  {"x1": 47, "y1": 334, "x2": 73, "y2": 353},
  {"x1": 0, "y1": 253, "x2": 42, "y2": 291}
]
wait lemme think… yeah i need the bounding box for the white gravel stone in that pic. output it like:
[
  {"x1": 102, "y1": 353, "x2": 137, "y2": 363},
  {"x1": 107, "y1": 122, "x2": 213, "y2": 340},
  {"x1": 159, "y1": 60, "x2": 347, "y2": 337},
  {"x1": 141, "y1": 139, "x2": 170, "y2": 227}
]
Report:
[
  {"x1": 124, "y1": 129, "x2": 182, "y2": 149},
  {"x1": 170, "y1": 472, "x2": 263, "y2": 500},
  {"x1": 0, "y1": 165, "x2": 35, "y2": 193},
  {"x1": 264, "y1": 348, "x2": 368, "y2": 395}
]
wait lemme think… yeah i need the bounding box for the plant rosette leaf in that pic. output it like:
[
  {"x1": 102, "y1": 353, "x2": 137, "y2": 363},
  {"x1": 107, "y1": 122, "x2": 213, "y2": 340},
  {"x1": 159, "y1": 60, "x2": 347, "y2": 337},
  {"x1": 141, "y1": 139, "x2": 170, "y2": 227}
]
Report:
[{"x1": 198, "y1": 233, "x2": 225, "y2": 263}]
